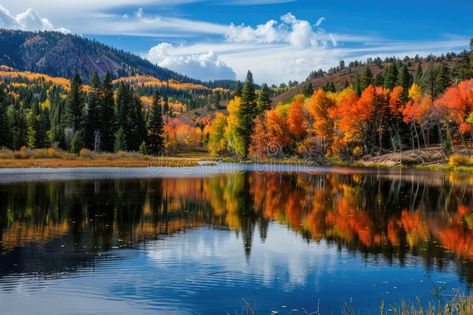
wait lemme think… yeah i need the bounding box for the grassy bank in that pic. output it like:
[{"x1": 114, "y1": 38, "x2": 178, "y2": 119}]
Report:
[{"x1": 0, "y1": 148, "x2": 204, "y2": 168}]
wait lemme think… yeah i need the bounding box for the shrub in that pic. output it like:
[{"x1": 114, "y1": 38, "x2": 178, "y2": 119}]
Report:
[
  {"x1": 79, "y1": 148, "x2": 96, "y2": 159},
  {"x1": 448, "y1": 155, "x2": 472, "y2": 167}
]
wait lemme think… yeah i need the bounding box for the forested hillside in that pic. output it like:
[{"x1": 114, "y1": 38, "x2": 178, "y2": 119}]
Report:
[
  {"x1": 0, "y1": 66, "x2": 231, "y2": 154},
  {"x1": 0, "y1": 29, "x2": 200, "y2": 83},
  {"x1": 274, "y1": 42, "x2": 473, "y2": 105}
]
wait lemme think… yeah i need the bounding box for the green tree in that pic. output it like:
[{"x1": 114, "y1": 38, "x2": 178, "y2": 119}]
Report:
[
  {"x1": 422, "y1": 62, "x2": 436, "y2": 97},
  {"x1": 257, "y1": 83, "x2": 271, "y2": 114},
  {"x1": 303, "y1": 81, "x2": 313, "y2": 97},
  {"x1": 100, "y1": 72, "x2": 116, "y2": 152},
  {"x1": 85, "y1": 72, "x2": 101, "y2": 150},
  {"x1": 238, "y1": 71, "x2": 257, "y2": 157},
  {"x1": 0, "y1": 85, "x2": 11, "y2": 148},
  {"x1": 65, "y1": 73, "x2": 84, "y2": 132},
  {"x1": 127, "y1": 92, "x2": 147, "y2": 151},
  {"x1": 414, "y1": 63, "x2": 423, "y2": 84},
  {"x1": 147, "y1": 91, "x2": 165, "y2": 155},
  {"x1": 234, "y1": 81, "x2": 243, "y2": 98},
  {"x1": 397, "y1": 64, "x2": 412, "y2": 90},
  {"x1": 361, "y1": 65, "x2": 373, "y2": 90},
  {"x1": 114, "y1": 127, "x2": 127, "y2": 152},
  {"x1": 434, "y1": 62, "x2": 451, "y2": 97},
  {"x1": 8, "y1": 105, "x2": 27, "y2": 150},
  {"x1": 383, "y1": 62, "x2": 398, "y2": 89},
  {"x1": 70, "y1": 129, "x2": 86, "y2": 153}
]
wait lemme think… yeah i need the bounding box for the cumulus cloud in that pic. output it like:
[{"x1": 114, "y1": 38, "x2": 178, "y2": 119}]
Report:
[
  {"x1": 146, "y1": 43, "x2": 236, "y2": 81},
  {"x1": 225, "y1": 12, "x2": 334, "y2": 49},
  {"x1": 0, "y1": 4, "x2": 69, "y2": 33}
]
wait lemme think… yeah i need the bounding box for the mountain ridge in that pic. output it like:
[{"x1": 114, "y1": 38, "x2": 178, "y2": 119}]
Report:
[{"x1": 0, "y1": 29, "x2": 202, "y2": 84}]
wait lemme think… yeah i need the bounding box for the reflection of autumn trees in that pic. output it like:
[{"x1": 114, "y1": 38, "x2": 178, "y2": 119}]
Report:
[{"x1": 2, "y1": 171, "x2": 473, "y2": 283}]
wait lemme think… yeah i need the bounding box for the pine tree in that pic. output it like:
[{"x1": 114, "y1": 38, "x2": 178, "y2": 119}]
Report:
[
  {"x1": 257, "y1": 83, "x2": 271, "y2": 114},
  {"x1": 70, "y1": 129, "x2": 85, "y2": 154},
  {"x1": 383, "y1": 62, "x2": 398, "y2": 89},
  {"x1": 422, "y1": 62, "x2": 436, "y2": 97},
  {"x1": 8, "y1": 105, "x2": 27, "y2": 150},
  {"x1": 397, "y1": 64, "x2": 412, "y2": 90},
  {"x1": 374, "y1": 73, "x2": 384, "y2": 86},
  {"x1": 100, "y1": 72, "x2": 116, "y2": 152},
  {"x1": 303, "y1": 81, "x2": 313, "y2": 97},
  {"x1": 361, "y1": 65, "x2": 373, "y2": 90},
  {"x1": 115, "y1": 82, "x2": 131, "y2": 138},
  {"x1": 35, "y1": 107, "x2": 49, "y2": 149},
  {"x1": 234, "y1": 81, "x2": 243, "y2": 98},
  {"x1": 146, "y1": 91, "x2": 164, "y2": 156},
  {"x1": 85, "y1": 72, "x2": 101, "y2": 150},
  {"x1": 127, "y1": 91, "x2": 147, "y2": 151},
  {"x1": 434, "y1": 62, "x2": 451, "y2": 97},
  {"x1": 65, "y1": 73, "x2": 84, "y2": 132},
  {"x1": 114, "y1": 127, "x2": 126, "y2": 152},
  {"x1": 238, "y1": 71, "x2": 257, "y2": 157},
  {"x1": 414, "y1": 63, "x2": 423, "y2": 84},
  {"x1": 0, "y1": 85, "x2": 11, "y2": 148},
  {"x1": 163, "y1": 95, "x2": 170, "y2": 120},
  {"x1": 353, "y1": 73, "x2": 362, "y2": 96}
]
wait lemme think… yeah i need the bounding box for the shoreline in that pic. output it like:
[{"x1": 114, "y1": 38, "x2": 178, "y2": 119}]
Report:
[{"x1": 0, "y1": 157, "x2": 468, "y2": 174}]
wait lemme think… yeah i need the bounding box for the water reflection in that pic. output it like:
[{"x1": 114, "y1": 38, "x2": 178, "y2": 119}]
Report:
[{"x1": 0, "y1": 168, "x2": 473, "y2": 311}]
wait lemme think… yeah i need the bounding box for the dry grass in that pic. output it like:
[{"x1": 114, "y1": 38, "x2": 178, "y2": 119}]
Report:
[{"x1": 0, "y1": 148, "x2": 200, "y2": 168}]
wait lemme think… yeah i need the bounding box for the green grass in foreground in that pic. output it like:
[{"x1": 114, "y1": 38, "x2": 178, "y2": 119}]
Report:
[{"x1": 238, "y1": 292, "x2": 473, "y2": 315}]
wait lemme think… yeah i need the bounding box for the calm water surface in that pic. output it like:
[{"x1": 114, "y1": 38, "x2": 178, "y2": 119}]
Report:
[{"x1": 0, "y1": 164, "x2": 472, "y2": 314}]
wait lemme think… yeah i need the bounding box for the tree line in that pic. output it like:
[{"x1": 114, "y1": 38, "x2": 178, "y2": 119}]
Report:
[
  {"x1": 0, "y1": 72, "x2": 165, "y2": 155},
  {"x1": 208, "y1": 53, "x2": 473, "y2": 161}
]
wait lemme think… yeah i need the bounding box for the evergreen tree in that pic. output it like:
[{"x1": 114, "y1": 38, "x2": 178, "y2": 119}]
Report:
[
  {"x1": 48, "y1": 98, "x2": 65, "y2": 148},
  {"x1": 100, "y1": 72, "x2": 116, "y2": 152},
  {"x1": 434, "y1": 62, "x2": 451, "y2": 97},
  {"x1": 8, "y1": 105, "x2": 27, "y2": 150},
  {"x1": 414, "y1": 63, "x2": 423, "y2": 84},
  {"x1": 65, "y1": 73, "x2": 84, "y2": 132},
  {"x1": 397, "y1": 64, "x2": 412, "y2": 90},
  {"x1": 0, "y1": 85, "x2": 11, "y2": 148},
  {"x1": 361, "y1": 65, "x2": 373, "y2": 90},
  {"x1": 146, "y1": 91, "x2": 165, "y2": 155},
  {"x1": 115, "y1": 82, "x2": 131, "y2": 137},
  {"x1": 234, "y1": 81, "x2": 243, "y2": 98},
  {"x1": 374, "y1": 73, "x2": 384, "y2": 86},
  {"x1": 127, "y1": 92, "x2": 147, "y2": 151},
  {"x1": 383, "y1": 62, "x2": 399, "y2": 89},
  {"x1": 35, "y1": 107, "x2": 50, "y2": 149},
  {"x1": 238, "y1": 71, "x2": 257, "y2": 157},
  {"x1": 85, "y1": 72, "x2": 101, "y2": 150},
  {"x1": 353, "y1": 73, "x2": 362, "y2": 96},
  {"x1": 163, "y1": 95, "x2": 170, "y2": 119},
  {"x1": 70, "y1": 129, "x2": 86, "y2": 153},
  {"x1": 422, "y1": 62, "x2": 436, "y2": 97},
  {"x1": 303, "y1": 81, "x2": 313, "y2": 97},
  {"x1": 114, "y1": 127, "x2": 126, "y2": 152},
  {"x1": 257, "y1": 84, "x2": 271, "y2": 114}
]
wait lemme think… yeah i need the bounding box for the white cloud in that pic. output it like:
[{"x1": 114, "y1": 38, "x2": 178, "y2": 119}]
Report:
[
  {"x1": 146, "y1": 43, "x2": 236, "y2": 81},
  {"x1": 0, "y1": 4, "x2": 69, "y2": 33},
  {"x1": 225, "y1": 12, "x2": 334, "y2": 50}
]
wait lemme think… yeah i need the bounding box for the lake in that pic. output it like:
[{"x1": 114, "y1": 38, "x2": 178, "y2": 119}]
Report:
[{"x1": 0, "y1": 164, "x2": 472, "y2": 314}]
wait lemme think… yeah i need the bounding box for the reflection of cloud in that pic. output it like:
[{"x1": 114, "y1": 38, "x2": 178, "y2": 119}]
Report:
[{"x1": 147, "y1": 224, "x2": 338, "y2": 288}]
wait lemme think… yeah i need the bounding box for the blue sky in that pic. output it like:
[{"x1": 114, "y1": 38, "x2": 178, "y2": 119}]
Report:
[{"x1": 0, "y1": 0, "x2": 472, "y2": 84}]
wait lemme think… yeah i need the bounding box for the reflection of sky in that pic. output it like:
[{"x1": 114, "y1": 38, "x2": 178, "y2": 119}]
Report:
[{"x1": 0, "y1": 223, "x2": 467, "y2": 315}]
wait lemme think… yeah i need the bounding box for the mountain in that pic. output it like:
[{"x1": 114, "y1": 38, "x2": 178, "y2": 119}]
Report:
[{"x1": 0, "y1": 29, "x2": 200, "y2": 83}]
